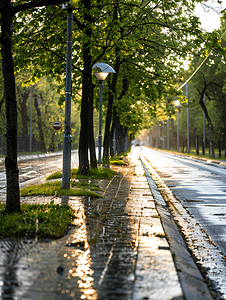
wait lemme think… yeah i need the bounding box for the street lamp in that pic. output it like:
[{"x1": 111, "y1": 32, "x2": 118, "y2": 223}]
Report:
[
  {"x1": 163, "y1": 120, "x2": 165, "y2": 149},
  {"x1": 203, "y1": 93, "x2": 206, "y2": 155},
  {"x1": 158, "y1": 121, "x2": 161, "y2": 148},
  {"x1": 186, "y1": 83, "x2": 190, "y2": 153},
  {"x1": 92, "y1": 63, "x2": 116, "y2": 164},
  {"x1": 167, "y1": 118, "x2": 169, "y2": 150},
  {"x1": 175, "y1": 100, "x2": 180, "y2": 152},
  {"x1": 62, "y1": 0, "x2": 77, "y2": 189}
]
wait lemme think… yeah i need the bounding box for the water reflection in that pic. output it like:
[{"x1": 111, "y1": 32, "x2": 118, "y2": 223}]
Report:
[
  {"x1": 0, "y1": 166, "x2": 137, "y2": 300},
  {"x1": 68, "y1": 200, "x2": 98, "y2": 300},
  {"x1": 0, "y1": 239, "x2": 36, "y2": 299}
]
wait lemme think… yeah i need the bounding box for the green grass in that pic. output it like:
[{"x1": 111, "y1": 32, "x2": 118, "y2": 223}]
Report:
[
  {"x1": 0, "y1": 201, "x2": 76, "y2": 239},
  {"x1": 46, "y1": 167, "x2": 119, "y2": 180},
  {"x1": 20, "y1": 180, "x2": 103, "y2": 198},
  {"x1": 71, "y1": 181, "x2": 102, "y2": 190},
  {"x1": 108, "y1": 155, "x2": 127, "y2": 166},
  {"x1": 106, "y1": 151, "x2": 130, "y2": 166}
]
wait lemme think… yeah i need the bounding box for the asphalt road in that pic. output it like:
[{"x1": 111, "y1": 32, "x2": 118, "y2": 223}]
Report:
[
  {"x1": 0, "y1": 151, "x2": 79, "y2": 200},
  {"x1": 141, "y1": 147, "x2": 226, "y2": 253},
  {"x1": 140, "y1": 146, "x2": 226, "y2": 298}
]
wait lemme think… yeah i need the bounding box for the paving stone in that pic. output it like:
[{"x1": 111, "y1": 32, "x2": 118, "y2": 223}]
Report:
[{"x1": 0, "y1": 150, "x2": 213, "y2": 300}]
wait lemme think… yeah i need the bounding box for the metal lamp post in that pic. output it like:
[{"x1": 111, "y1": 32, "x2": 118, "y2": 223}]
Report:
[
  {"x1": 203, "y1": 93, "x2": 206, "y2": 155},
  {"x1": 167, "y1": 118, "x2": 169, "y2": 150},
  {"x1": 62, "y1": 0, "x2": 77, "y2": 189},
  {"x1": 92, "y1": 63, "x2": 116, "y2": 164},
  {"x1": 175, "y1": 100, "x2": 180, "y2": 152},
  {"x1": 186, "y1": 83, "x2": 190, "y2": 153},
  {"x1": 163, "y1": 121, "x2": 165, "y2": 149}
]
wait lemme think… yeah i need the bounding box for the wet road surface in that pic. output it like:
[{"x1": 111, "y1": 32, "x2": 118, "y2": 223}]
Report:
[
  {"x1": 141, "y1": 147, "x2": 226, "y2": 298},
  {"x1": 0, "y1": 151, "x2": 79, "y2": 200}
]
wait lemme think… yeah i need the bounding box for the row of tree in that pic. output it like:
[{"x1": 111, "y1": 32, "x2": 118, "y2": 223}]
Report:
[
  {"x1": 1, "y1": 0, "x2": 225, "y2": 213},
  {"x1": 142, "y1": 12, "x2": 226, "y2": 157},
  {"x1": 0, "y1": 69, "x2": 82, "y2": 153}
]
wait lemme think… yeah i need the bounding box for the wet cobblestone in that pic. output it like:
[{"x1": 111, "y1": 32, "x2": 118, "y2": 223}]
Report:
[{"x1": 0, "y1": 150, "x2": 187, "y2": 299}]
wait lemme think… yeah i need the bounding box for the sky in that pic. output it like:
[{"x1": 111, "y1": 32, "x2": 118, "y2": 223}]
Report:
[{"x1": 194, "y1": 0, "x2": 224, "y2": 32}]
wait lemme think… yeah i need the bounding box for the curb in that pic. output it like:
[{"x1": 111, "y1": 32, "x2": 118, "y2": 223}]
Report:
[{"x1": 0, "y1": 150, "x2": 78, "y2": 166}]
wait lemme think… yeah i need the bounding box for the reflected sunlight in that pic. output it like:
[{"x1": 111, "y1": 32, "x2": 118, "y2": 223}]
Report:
[{"x1": 69, "y1": 200, "x2": 98, "y2": 300}]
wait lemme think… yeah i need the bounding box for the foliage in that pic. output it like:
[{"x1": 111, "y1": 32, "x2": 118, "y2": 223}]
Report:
[
  {"x1": 15, "y1": 72, "x2": 81, "y2": 151},
  {"x1": 12, "y1": 0, "x2": 214, "y2": 138},
  {"x1": 20, "y1": 180, "x2": 102, "y2": 198},
  {"x1": 108, "y1": 154, "x2": 127, "y2": 166},
  {"x1": 0, "y1": 201, "x2": 76, "y2": 239}
]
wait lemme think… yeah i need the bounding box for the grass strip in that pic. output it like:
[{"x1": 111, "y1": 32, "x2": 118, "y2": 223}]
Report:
[
  {"x1": 20, "y1": 180, "x2": 102, "y2": 198},
  {"x1": 0, "y1": 201, "x2": 76, "y2": 239},
  {"x1": 46, "y1": 167, "x2": 119, "y2": 180}
]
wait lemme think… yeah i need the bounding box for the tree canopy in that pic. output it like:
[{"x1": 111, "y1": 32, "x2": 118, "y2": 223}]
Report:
[{"x1": 1, "y1": 0, "x2": 225, "y2": 213}]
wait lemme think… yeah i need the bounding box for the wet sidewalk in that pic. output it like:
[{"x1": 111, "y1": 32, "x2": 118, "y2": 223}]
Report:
[{"x1": 0, "y1": 149, "x2": 212, "y2": 300}]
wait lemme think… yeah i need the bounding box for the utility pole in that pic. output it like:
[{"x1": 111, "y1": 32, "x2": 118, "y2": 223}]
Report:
[
  {"x1": 167, "y1": 119, "x2": 169, "y2": 150},
  {"x1": 163, "y1": 121, "x2": 165, "y2": 149},
  {"x1": 30, "y1": 85, "x2": 33, "y2": 153},
  {"x1": 186, "y1": 83, "x2": 189, "y2": 153},
  {"x1": 62, "y1": 6, "x2": 73, "y2": 189},
  {"x1": 203, "y1": 93, "x2": 206, "y2": 155}
]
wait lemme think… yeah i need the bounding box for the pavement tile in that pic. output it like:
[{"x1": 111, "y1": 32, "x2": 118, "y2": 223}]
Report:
[{"x1": 0, "y1": 151, "x2": 214, "y2": 300}]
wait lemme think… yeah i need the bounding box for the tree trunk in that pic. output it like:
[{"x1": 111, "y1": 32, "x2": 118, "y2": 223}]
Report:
[
  {"x1": 115, "y1": 115, "x2": 127, "y2": 155},
  {"x1": 88, "y1": 82, "x2": 97, "y2": 169},
  {"x1": 48, "y1": 132, "x2": 55, "y2": 152},
  {"x1": 79, "y1": 71, "x2": 90, "y2": 174},
  {"x1": 103, "y1": 53, "x2": 120, "y2": 160},
  {"x1": 79, "y1": 0, "x2": 92, "y2": 175},
  {"x1": 105, "y1": 76, "x2": 128, "y2": 159},
  {"x1": 1, "y1": 0, "x2": 20, "y2": 214},
  {"x1": 17, "y1": 86, "x2": 29, "y2": 136},
  {"x1": 110, "y1": 107, "x2": 117, "y2": 157},
  {"x1": 34, "y1": 94, "x2": 46, "y2": 152},
  {"x1": 208, "y1": 123, "x2": 215, "y2": 158},
  {"x1": 199, "y1": 91, "x2": 215, "y2": 158}
]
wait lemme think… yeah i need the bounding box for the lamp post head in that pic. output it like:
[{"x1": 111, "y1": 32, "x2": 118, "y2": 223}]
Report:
[
  {"x1": 175, "y1": 100, "x2": 180, "y2": 108},
  {"x1": 62, "y1": 0, "x2": 78, "y2": 9},
  {"x1": 93, "y1": 71, "x2": 109, "y2": 82},
  {"x1": 92, "y1": 63, "x2": 116, "y2": 74},
  {"x1": 92, "y1": 62, "x2": 116, "y2": 83}
]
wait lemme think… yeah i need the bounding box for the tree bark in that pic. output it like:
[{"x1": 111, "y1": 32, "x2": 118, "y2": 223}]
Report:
[
  {"x1": 104, "y1": 75, "x2": 128, "y2": 159},
  {"x1": 79, "y1": 0, "x2": 93, "y2": 175},
  {"x1": 88, "y1": 83, "x2": 97, "y2": 169},
  {"x1": 102, "y1": 5, "x2": 120, "y2": 160},
  {"x1": 17, "y1": 86, "x2": 29, "y2": 136},
  {"x1": 199, "y1": 89, "x2": 215, "y2": 158},
  {"x1": 79, "y1": 68, "x2": 90, "y2": 174},
  {"x1": 48, "y1": 132, "x2": 55, "y2": 152},
  {"x1": 103, "y1": 54, "x2": 120, "y2": 160},
  {"x1": 110, "y1": 107, "x2": 117, "y2": 157},
  {"x1": 1, "y1": 0, "x2": 20, "y2": 214}
]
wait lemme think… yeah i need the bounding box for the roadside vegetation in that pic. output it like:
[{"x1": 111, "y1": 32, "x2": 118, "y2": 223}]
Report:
[
  {"x1": 46, "y1": 166, "x2": 119, "y2": 180},
  {"x1": 0, "y1": 201, "x2": 76, "y2": 239},
  {"x1": 1, "y1": 162, "x2": 124, "y2": 239},
  {"x1": 20, "y1": 180, "x2": 103, "y2": 198},
  {"x1": 107, "y1": 153, "x2": 128, "y2": 166}
]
